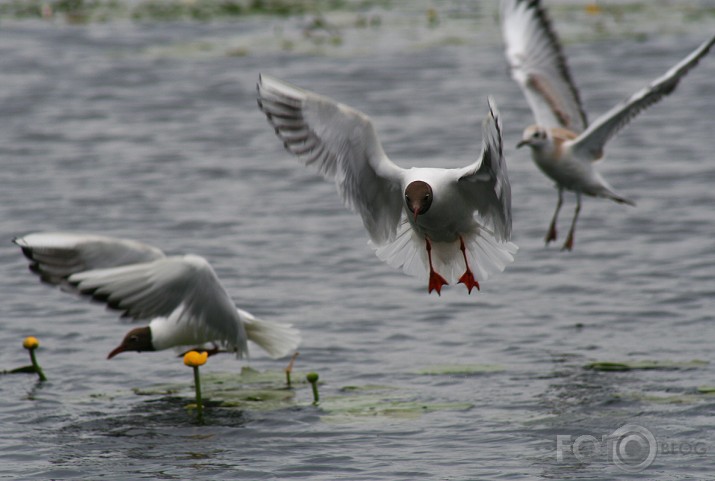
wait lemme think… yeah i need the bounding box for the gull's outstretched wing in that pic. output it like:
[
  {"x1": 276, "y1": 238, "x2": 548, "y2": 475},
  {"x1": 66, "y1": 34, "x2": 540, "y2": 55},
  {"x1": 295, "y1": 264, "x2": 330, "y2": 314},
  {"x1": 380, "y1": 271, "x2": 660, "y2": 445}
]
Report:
[
  {"x1": 500, "y1": 0, "x2": 587, "y2": 132},
  {"x1": 457, "y1": 97, "x2": 512, "y2": 241},
  {"x1": 572, "y1": 35, "x2": 715, "y2": 161},
  {"x1": 14, "y1": 232, "x2": 166, "y2": 286},
  {"x1": 69, "y1": 255, "x2": 248, "y2": 355},
  {"x1": 257, "y1": 74, "x2": 405, "y2": 245}
]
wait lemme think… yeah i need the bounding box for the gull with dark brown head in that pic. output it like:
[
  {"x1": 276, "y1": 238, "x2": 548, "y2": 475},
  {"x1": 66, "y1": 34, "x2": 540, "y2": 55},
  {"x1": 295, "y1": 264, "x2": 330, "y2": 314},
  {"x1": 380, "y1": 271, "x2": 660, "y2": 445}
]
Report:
[
  {"x1": 500, "y1": 0, "x2": 715, "y2": 250},
  {"x1": 14, "y1": 232, "x2": 301, "y2": 360},
  {"x1": 257, "y1": 75, "x2": 516, "y2": 295}
]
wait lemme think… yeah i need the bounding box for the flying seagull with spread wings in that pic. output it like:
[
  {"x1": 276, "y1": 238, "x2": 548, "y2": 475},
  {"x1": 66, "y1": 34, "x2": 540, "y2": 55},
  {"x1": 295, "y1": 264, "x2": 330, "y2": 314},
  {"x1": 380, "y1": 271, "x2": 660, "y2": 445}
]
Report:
[
  {"x1": 257, "y1": 75, "x2": 516, "y2": 295},
  {"x1": 500, "y1": 0, "x2": 715, "y2": 250},
  {"x1": 14, "y1": 232, "x2": 301, "y2": 360}
]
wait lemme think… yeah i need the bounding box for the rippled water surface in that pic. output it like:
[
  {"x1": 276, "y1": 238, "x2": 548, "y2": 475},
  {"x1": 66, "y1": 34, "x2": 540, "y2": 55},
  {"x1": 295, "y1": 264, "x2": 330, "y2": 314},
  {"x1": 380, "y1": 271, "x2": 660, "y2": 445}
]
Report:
[{"x1": 2, "y1": 3, "x2": 715, "y2": 479}]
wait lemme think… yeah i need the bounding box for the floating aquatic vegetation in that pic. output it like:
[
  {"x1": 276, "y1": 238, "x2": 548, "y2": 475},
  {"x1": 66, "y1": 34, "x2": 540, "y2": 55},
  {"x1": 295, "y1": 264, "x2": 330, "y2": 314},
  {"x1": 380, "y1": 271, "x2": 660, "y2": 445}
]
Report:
[
  {"x1": 416, "y1": 363, "x2": 505, "y2": 376},
  {"x1": 3, "y1": 336, "x2": 47, "y2": 382},
  {"x1": 318, "y1": 384, "x2": 473, "y2": 422},
  {"x1": 134, "y1": 365, "x2": 475, "y2": 422},
  {"x1": 183, "y1": 350, "x2": 208, "y2": 422},
  {"x1": 584, "y1": 360, "x2": 708, "y2": 372},
  {"x1": 306, "y1": 371, "x2": 319, "y2": 405},
  {"x1": 0, "y1": 0, "x2": 396, "y2": 22}
]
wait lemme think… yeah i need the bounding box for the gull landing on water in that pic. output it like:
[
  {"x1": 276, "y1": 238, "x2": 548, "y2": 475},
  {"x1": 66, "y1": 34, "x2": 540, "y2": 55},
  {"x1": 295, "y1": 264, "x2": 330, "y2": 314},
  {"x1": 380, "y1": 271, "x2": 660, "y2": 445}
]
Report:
[
  {"x1": 257, "y1": 75, "x2": 516, "y2": 295},
  {"x1": 500, "y1": 0, "x2": 715, "y2": 250},
  {"x1": 14, "y1": 232, "x2": 301, "y2": 360}
]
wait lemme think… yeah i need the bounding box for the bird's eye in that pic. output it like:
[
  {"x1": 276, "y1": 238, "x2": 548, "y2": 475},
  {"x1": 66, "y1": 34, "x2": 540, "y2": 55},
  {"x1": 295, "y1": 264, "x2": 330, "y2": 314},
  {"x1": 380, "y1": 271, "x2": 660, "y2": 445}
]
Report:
[{"x1": 129, "y1": 335, "x2": 138, "y2": 342}]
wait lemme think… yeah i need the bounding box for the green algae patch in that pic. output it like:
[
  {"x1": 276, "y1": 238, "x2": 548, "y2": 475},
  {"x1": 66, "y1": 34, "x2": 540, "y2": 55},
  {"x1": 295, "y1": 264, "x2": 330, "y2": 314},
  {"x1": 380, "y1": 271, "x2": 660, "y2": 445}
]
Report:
[
  {"x1": 134, "y1": 366, "x2": 303, "y2": 412},
  {"x1": 416, "y1": 364, "x2": 505, "y2": 376},
  {"x1": 614, "y1": 388, "x2": 715, "y2": 406},
  {"x1": 0, "y1": 0, "x2": 395, "y2": 22},
  {"x1": 584, "y1": 360, "x2": 708, "y2": 372},
  {"x1": 320, "y1": 388, "x2": 473, "y2": 422}
]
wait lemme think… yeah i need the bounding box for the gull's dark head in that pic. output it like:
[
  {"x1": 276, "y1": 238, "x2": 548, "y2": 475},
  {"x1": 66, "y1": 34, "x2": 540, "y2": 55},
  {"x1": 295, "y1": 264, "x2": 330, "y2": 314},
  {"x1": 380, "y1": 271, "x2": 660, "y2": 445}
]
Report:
[
  {"x1": 107, "y1": 326, "x2": 154, "y2": 359},
  {"x1": 405, "y1": 180, "x2": 433, "y2": 221}
]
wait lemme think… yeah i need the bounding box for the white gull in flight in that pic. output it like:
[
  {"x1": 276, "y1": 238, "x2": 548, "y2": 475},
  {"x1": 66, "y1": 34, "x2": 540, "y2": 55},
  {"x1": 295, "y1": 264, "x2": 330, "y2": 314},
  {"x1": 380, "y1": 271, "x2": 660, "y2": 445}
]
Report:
[
  {"x1": 257, "y1": 75, "x2": 516, "y2": 295},
  {"x1": 500, "y1": 0, "x2": 715, "y2": 250},
  {"x1": 14, "y1": 232, "x2": 301, "y2": 359}
]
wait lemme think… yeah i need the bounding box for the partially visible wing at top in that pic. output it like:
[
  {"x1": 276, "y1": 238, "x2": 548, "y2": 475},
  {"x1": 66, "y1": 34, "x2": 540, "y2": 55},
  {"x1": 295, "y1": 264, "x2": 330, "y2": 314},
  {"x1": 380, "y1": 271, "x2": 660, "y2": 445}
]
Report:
[
  {"x1": 457, "y1": 97, "x2": 512, "y2": 241},
  {"x1": 14, "y1": 232, "x2": 166, "y2": 286},
  {"x1": 500, "y1": 0, "x2": 588, "y2": 132},
  {"x1": 571, "y1": 34, "x2": 715, "y2": 161},
  {"x1": 257, "y1": 74, "x2": 405, "y2": 245}
]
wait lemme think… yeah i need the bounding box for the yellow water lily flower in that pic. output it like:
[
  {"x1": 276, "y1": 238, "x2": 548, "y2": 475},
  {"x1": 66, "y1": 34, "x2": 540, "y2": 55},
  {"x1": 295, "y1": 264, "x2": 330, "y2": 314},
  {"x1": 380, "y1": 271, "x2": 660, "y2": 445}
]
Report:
[
  {"x1": 23, "y1": 336, "x2": 39, "y2": 350},
  {"x1": 585, "y1": 3, "x2": 601, "y2": 15},
  {"x1": 183, "y1": 350, "x2": 208, "y2": 367}
]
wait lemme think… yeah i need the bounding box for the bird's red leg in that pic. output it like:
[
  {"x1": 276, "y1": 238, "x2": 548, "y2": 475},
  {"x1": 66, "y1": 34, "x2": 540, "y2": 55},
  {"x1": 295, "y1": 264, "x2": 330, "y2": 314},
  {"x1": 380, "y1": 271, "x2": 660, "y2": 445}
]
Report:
[
  {"x1": 425, "y1": 237, "x2": 448, "y2": 295},
  {"x1": 545, "y1": 188, "x2": 563, "y2": 245},
  {"x1": 562, "y1": 193, "x2": 581, "y2": 251},
  {"x1": 457, "y1": 236, "x2": 480, "y2": 294}
]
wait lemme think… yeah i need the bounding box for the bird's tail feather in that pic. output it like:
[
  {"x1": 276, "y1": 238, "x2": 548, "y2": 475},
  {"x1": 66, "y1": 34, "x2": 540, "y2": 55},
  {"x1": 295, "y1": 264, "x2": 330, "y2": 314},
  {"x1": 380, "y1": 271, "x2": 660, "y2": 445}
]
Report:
[
  {"x1": 239, "y1": 308, "x2": 301, "y2": 359},
  {"x1": 372, "y1": 220, "x2": 517, "y2": 286}
]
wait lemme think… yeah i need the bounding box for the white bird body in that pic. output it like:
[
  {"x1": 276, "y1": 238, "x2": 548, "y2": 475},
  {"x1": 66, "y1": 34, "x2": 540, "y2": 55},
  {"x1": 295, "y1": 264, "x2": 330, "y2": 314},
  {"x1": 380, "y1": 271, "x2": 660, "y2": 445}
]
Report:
[
  {"x1": 526, "y1": 130, "x2": 621, "y2": 201},
  {"x1": 257, "y1": 75, "x2": 516, "y2": 294},
  {"x1": 500, "y1": 0, "x2": 715, "y2": 249},
  {"x1": 14, "y1": 232, "x2": 301, "y2": 360}
]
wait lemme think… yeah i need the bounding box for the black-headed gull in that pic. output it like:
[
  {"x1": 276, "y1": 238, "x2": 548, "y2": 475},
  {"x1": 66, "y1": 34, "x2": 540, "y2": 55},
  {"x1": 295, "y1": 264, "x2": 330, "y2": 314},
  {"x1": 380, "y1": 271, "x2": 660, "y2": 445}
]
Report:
[
  {"x1": 500, "y1": 0, "x2": 715, "y2": 250},
  {"x1": 257, "y1": 75, "x2": 516, "y2": 295},
  {"x1": 14, "y1": 232, "x2": 301, "y2": 359}
]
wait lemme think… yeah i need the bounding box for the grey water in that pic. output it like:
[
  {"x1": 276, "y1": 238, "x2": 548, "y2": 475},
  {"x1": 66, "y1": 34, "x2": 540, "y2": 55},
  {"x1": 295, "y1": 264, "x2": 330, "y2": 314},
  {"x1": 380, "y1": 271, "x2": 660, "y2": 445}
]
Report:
[{"x1": 1, "y1": 3, "x2": 715, "y2": 480}]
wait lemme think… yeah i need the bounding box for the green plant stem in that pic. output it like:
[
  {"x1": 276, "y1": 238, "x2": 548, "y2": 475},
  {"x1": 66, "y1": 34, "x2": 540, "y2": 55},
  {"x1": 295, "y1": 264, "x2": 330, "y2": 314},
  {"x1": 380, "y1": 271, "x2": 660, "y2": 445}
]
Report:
[
  {"x1": 29, "y1": 348, "x2": 47, "y2": 382},
  {"x1": 310, "y1": 381, "x2": 319, "y2": 405},
  {"x1": 306, "y1": 372, "x2": 319, "y2": 405},
  {"x1": 193, "y1": 366, "x2": 203, "y2": 422}
]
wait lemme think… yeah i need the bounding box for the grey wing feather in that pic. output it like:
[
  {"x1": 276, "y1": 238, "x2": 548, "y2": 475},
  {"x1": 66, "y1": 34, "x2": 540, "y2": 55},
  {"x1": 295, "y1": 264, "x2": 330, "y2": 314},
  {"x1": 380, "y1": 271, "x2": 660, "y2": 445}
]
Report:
[
  {"x1": 572, "y1": 35, "x2": 715, "y2": 161},
  {"x1": 68, "y1": 255, "x2": 247, "y2": 353},
  {"x1": 257, "y1": 74, "x2": 405, "y2": 244},
  {"x1": 457, "y1": 97, "x2": 512, "y2": 241},
  {"x1": 13, "y1": 232, "x2": 166, "y2": 287},
  {"x1": 500, "y1": 0, "x2": 588, "y2": 132}
]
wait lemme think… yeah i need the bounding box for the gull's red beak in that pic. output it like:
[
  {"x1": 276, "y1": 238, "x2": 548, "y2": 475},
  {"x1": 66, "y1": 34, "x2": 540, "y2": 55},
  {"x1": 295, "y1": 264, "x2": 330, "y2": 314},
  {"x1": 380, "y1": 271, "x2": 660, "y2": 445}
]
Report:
[
  {"x1": 410, "y1": 202, "x2": 422, "y2": 222},
  {"x1": 107, "y1": 344, "x2": 126, "y2": 360}
]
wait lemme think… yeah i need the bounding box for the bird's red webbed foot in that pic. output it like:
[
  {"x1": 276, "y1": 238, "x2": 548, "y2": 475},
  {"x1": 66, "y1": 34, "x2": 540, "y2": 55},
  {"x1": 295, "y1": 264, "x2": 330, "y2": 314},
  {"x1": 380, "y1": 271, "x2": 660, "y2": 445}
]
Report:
[
  {"x1": 457, "y1": 236, "x2": 480, "y2": 294},
  {"x1": 562, "y1": 231, "x2": 575, "y2": 251},
  {"x1": 425, "y1": 237, "x2": 448, "y2": 295},
  {"x1": 428, "y1": 270, "x2": 449, "y2": 295},
  {"x1": 545, "y1": 223, "x2": 557, "y2": 244},
  {"x1": 458, "y1": 270, "x2": 479, "y2": 294}
]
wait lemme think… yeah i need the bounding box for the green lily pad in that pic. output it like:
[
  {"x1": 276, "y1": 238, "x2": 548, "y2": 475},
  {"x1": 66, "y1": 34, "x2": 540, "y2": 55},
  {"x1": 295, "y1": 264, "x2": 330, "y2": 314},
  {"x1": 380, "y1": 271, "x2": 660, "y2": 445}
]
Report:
[
  {"x1": 134, "y1": 366, "x2": 302, "y2": 411},
  {"x1": 339, "y1": 384, "x2": 396, "y2": 393},
  {"x1": 584, "y1": 360, "x2": 708, "y2": 372},
  {"x1": 4, "y1": 364, "x2": 38, "y2": 374},
  {"x1": 614, "y1": 389, "x2": 715, "y2": 405},
  {"x1": 416, "y1": 364, "x2": 505, "y2": 376},
  {"x1": 320, "y1": 392, "x2": 473, "y2": 421},
  {"x1": 134, "y1": 367, "x2": 473, "y2": 420}
]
